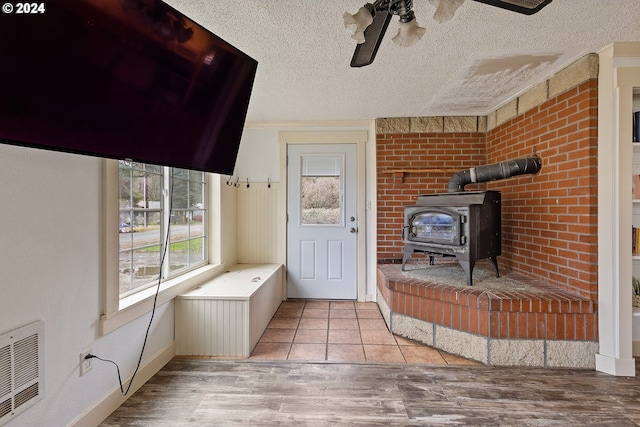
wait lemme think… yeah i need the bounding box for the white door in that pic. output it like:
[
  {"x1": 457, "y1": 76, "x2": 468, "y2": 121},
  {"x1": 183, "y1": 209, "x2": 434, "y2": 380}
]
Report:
[{"x1": 287, "y1": 144, "x2": 358, "y2": 299}]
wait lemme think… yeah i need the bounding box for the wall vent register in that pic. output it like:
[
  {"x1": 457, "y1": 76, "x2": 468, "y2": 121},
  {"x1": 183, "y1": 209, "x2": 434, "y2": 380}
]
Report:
[{"x1": 0, "y1": 321, "x2": 44, "y2": 426}]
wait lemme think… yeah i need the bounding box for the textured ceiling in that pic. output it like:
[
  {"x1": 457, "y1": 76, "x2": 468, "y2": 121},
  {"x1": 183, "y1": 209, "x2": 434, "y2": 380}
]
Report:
[{"x1": 164, "y1": 0, "x2": 640, "y2": 123}]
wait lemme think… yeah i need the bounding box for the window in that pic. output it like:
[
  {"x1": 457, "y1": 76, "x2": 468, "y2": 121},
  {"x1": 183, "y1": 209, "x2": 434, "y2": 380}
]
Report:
[
  {"x1": 102, "y1": 159, "x2": 222, "y2": 334},
  {"x1": 118, "y1": 161, "x2": 207, "y2": 298}
]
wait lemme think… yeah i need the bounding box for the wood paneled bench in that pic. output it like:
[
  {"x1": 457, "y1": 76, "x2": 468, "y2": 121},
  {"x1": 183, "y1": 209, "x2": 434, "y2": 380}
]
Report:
[{"x1": 175, "y1": 264, "x2": 283, "y2": 357}]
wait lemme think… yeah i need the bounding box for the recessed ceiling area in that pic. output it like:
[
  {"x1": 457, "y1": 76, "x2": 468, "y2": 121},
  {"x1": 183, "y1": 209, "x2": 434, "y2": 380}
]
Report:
[{"x1": 165, "y1": 0, "x2": 640, "y2": 123}]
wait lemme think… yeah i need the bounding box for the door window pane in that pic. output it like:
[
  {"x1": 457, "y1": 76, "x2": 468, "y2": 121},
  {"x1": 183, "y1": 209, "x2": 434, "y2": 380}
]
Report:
[{"x1": 300, "y1": 155, "x2": 343, "y2": 225}]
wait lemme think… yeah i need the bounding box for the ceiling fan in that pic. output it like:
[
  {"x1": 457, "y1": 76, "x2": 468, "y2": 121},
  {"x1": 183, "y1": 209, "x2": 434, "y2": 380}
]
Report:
[{"x1": 344, "y1": 0, "x2": 553, "y2": 67}]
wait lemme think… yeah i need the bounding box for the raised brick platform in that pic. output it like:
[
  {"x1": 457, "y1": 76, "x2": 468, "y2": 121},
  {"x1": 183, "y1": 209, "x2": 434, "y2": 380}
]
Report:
[{"x1": 377, "y1": 263, "x2": 599, "y2": 368}]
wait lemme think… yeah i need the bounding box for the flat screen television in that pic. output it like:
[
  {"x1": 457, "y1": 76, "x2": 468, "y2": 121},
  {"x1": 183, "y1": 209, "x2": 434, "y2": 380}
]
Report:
[{"x1": 0, "y1": 0, "x2": 257, "y2": 174}]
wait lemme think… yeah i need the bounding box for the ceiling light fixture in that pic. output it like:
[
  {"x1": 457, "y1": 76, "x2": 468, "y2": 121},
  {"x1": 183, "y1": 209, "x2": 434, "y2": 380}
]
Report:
[
  {"x1": 344, "y1": 0, "x2": 553, "y2": 67},
  {"x1": 343, "y1": 4, "x2": 375, "y2": 43},
  {"x1": 389, "y1": 1, "x2": 425, "y2": 47},
  {"x1": 344, "y1": 0, "x2": 421, "y2": 67}
]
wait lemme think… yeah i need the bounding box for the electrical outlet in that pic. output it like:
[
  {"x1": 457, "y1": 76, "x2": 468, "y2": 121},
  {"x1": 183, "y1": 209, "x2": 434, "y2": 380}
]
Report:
[{"x1": 79, "y1": 350, "x2": 93, "y2": 376}]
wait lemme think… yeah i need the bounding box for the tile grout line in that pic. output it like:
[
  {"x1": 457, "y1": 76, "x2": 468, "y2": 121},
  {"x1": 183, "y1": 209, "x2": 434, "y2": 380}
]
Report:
[
  {"x1": 325, "y1": 301, "x2": 330, "y2": 361},
  {"x1": 287, "y1": 301, "x2": 304, "y2": 361},
  {"x1": 354, "y1": 302, "x2": 366, "y2": 362}
]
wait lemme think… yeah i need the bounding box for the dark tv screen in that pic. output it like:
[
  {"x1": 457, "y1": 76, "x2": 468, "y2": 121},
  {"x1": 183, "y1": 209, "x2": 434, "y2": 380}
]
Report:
[{"x1": 0, "y1": 0, "x2": 257, "y2": 174}]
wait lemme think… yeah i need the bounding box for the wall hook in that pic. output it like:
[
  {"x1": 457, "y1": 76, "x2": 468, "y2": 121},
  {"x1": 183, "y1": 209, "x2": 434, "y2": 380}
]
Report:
[
  {"x1": 267, "y1": 177, "x2": 271, "y2": 188},
  {"x1": 246, "y1": 178, "x2": 250, "y2": 188},
  {"x1": 226, "y1": 176, "x2": 233, "y2": 186},
  {"x1": 234, "y1": 177, "x2": 240, "y2": 188}
]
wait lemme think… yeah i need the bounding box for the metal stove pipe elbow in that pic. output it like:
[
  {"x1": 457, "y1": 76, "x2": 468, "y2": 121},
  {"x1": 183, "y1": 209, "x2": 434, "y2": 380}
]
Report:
[{"x1": 447, "y1": 156, "x2": 542, "y2": 192}]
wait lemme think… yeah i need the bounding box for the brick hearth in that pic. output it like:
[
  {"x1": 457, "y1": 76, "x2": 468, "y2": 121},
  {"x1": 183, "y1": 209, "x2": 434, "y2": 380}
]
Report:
[{"x1": 377, "y1": 263, "x2": 599, "y2": 367}]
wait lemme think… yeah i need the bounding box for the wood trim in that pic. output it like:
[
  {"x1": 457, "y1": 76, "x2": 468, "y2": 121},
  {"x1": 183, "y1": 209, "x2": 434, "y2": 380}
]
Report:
[{"x1": 278, "y1": 130, "x2": 369, "y2": 301}]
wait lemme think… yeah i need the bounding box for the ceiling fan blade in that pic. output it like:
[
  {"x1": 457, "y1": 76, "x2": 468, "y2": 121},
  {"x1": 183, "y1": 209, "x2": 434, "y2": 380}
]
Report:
[
  {"x1": 350, "y1": 10, "x2": 392, "y2": 67},
  {"x1": 471, "y1": 0, "x2": 553, "y2": 15}
]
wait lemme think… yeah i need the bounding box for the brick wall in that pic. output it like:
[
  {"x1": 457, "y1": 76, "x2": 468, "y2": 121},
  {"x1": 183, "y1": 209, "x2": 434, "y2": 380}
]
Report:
[
  {"x1": 376, "y1": 79, "x2": 598, "y2": 300},
  {"x1": 485, "y1": 79, "x2": 599, "y2": 300},
  {"x1": 376, "y1": 132, "x2": 487, "y2": 261}
]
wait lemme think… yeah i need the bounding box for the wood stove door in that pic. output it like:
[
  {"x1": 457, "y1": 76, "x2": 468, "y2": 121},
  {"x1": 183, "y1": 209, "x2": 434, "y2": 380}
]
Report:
[{"x1": 287, "y1": 144, "x2": 357, "y2": 299}]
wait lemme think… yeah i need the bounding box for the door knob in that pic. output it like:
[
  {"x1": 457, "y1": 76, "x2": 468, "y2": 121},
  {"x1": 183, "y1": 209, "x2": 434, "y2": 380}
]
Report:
[{"x1": 350, "y1": 227, "x2": 358, "y2": 233}]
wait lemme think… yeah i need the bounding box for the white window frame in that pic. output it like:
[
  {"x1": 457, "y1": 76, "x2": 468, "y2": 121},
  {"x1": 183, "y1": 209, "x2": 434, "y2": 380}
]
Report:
[
  {"x1": 118, "y1": 162, "x2": 208, "y2": 297},
  {"x1": 101, "y1": 159, "x2": 225, "y2": 335}
]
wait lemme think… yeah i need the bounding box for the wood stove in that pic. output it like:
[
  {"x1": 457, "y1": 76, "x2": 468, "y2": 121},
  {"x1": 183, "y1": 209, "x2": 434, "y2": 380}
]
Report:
[
  {"x1": 402, "y1": 190, "x2": 501, "y2": 286},
  {"x1": 400, "y1": 156, "x2": 542, "y2": 286}
]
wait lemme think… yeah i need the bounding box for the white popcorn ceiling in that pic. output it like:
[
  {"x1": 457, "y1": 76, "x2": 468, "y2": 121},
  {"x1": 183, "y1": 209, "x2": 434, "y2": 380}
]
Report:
[{"x1": 164, "y1": 0, "x2": 640, "y2": 122}]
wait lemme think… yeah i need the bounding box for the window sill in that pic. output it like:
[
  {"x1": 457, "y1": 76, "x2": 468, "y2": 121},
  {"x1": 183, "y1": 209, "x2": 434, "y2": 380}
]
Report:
[{"x1": 100, "y1": 263, "x2": 227, "y2": 335}]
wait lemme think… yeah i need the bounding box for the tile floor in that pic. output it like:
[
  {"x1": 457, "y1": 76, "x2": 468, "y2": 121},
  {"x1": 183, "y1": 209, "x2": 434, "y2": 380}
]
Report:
[{"x1": 249, "y1": 300, "x2": 480, "y2": 365}]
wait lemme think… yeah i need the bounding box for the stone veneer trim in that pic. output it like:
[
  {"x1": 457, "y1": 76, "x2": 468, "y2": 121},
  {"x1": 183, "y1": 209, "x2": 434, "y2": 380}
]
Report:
[{"x1": 382, "y1": 303, "x2": 598, "y2": 368}]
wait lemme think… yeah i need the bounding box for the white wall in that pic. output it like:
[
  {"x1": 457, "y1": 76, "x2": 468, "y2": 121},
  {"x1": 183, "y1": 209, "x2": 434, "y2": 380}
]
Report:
[
  {"x1": 0, "y1": 144, "x2": 174, "y2": 426},
  {"x1": 233, "y1": 128, "x2": 281, "y2": 183},
  {"x1": 219, "y1": 180, "x2": 238, "y2": 267}
]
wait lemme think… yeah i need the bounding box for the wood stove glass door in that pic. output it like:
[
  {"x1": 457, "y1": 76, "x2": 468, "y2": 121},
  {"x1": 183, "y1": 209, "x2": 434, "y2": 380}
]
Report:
[{"x1": 287, "y1": 144, "x2": 357, "y2": 299}]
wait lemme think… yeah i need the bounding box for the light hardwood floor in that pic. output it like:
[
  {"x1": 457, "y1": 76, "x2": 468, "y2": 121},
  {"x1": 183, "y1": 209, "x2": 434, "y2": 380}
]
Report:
[
  {"x1": 101, "y1": 358, "x2": 640, "y2": 426},
  {"x1": 101, "y1": 301, "x2": 640, "y2": 426}
]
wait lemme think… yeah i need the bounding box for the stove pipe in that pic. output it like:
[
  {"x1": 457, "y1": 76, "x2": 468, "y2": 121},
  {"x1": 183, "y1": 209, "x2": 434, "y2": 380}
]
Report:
[{"x1": 447, "y1": 156, "x2": 542, "y2": 192}]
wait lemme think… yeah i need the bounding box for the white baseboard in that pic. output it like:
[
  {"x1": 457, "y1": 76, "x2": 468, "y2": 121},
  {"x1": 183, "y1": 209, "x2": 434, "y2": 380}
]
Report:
[
  {"x1": 595, "y1": 352, "x2": 637, "y2": 377},
  {"x1": 69, "y1": 341, "x2": 176, "y2": 427}
]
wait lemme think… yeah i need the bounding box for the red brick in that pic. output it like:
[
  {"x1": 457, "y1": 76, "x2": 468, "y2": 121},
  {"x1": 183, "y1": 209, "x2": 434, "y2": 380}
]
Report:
[
  {"x1": 478, "y1": 310, "x2": 489, "y2": 336},
  {"x1": 489, "y1": 311, "x2": 500, "y2": 338}
]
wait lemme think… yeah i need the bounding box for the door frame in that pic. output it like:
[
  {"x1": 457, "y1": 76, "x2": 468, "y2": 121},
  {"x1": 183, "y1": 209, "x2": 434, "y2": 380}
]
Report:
[{"x1": 279, "y1": 131, "x2": 368, "y2": 301}]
